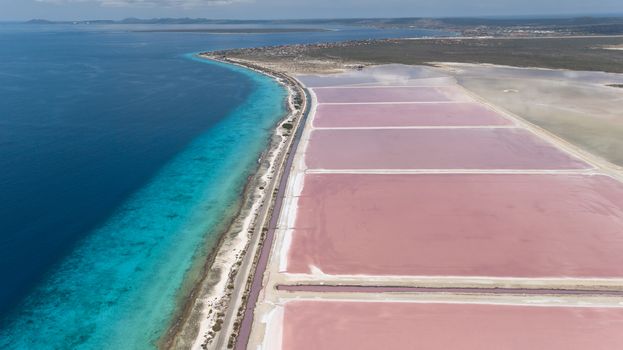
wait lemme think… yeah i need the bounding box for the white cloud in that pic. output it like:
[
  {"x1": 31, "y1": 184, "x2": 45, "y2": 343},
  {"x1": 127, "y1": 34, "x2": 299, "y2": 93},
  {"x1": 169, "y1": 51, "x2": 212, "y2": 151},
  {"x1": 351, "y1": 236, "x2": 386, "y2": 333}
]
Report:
[{"x1": 36, "y1": 0, "x2": 239, "y2": 8}]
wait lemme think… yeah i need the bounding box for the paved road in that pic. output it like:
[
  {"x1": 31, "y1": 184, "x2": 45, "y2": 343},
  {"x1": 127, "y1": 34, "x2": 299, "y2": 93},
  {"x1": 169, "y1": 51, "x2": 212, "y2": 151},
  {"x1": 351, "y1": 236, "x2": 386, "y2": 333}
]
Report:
[{"x1": 219, "y1": 84, "x2": 310, "y2": 350}]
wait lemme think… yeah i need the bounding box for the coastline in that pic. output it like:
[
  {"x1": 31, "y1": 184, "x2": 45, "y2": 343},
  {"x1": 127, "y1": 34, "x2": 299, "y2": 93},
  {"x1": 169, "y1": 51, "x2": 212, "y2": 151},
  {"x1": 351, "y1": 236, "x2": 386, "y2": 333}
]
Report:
[
  {"x1": 160, "y1": 55, "x2": 307, "y2": 350},
  {"x1": 0, "y1": 43, "x2": 296, "y2": 348}
]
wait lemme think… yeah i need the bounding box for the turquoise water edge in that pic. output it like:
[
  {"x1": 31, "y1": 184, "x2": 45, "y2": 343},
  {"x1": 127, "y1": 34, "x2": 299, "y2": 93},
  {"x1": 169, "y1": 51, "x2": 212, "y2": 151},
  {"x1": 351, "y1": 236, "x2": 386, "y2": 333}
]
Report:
[{"x1": 0, "y1": 55, "x2": 287, "y2": 349}]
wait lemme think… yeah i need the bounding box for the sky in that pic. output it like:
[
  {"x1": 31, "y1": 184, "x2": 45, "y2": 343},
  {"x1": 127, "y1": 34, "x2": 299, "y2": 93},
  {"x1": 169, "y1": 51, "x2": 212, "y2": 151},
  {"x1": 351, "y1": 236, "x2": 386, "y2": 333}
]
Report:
[{"x1": 1, "y1": 0, "x2": 622, "y2": 21}]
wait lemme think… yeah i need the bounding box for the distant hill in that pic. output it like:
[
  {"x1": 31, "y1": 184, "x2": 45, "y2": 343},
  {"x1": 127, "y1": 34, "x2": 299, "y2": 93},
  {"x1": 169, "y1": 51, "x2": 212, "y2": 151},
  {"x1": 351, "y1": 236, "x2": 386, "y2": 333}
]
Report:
[
  {"x1": 24, "y1": 18, "x2": 270, "y2": 25},
  {"x1": 26, "y1": 19, "x2": 55, "y2": 24},
  {"x1": 26, "y1": 18, "x2": 116, "y2": 25}
]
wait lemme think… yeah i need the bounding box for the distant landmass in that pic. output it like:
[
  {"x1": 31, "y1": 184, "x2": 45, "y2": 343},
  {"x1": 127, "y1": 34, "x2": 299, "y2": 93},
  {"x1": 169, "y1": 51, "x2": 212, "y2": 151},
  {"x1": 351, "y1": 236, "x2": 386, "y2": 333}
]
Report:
[
  {"x1": 26, "y1": 18, "x2": 268, "y2": 25},
  {"x1": 131, "y1": 28, "x2": 331, "y2": 34},
  {"x1": 26, "y1": 16, "x2": 623, "y2": 26},
  {"x1": 25, "y1": 16, "x2": 623, "y2": 36}
]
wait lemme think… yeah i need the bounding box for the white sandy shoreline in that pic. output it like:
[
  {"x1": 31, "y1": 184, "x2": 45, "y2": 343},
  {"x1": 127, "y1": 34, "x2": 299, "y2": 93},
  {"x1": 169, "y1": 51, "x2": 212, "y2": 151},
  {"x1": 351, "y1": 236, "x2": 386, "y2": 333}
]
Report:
[{"x1": 160, "y1": 55, "x2": 306, "y2": 350}]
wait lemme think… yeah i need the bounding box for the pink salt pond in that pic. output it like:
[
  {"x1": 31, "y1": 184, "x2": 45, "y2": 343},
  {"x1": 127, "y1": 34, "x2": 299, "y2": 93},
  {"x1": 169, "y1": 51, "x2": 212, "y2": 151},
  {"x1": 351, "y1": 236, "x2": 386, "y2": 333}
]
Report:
[
  {"x1": 282, "y1": 301, "x2": 623, "y2": 350},
  {"x1": 286, "y1": 174, "x2": 623, "y2": 278},
  {"x1": 313, "y1": 102, "x2": 512, "y2": 127},
  {"x1": 312, "y1": 86, "x2": 455, "y2": 103},
  {"x1": 304, "y1": 128, "x2": 588, "y2": 170}
]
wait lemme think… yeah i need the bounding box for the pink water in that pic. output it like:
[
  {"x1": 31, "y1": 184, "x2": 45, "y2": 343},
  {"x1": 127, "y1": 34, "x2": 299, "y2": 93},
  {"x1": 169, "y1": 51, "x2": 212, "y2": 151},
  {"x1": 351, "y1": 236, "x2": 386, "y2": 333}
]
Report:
[
  {"x1": 313, "y1": 102, "x2": 512, "y2": 127},
  {"x1": 305, "y1": 128, "x2": 589, "y2": 170},
  {"x1": 287, "y1": 174, "x2": 623, "y2": 277},
  {"x1": 283, "y1": 301, "x2": 623, "y2": 350},
  {"x1": 313, "y1": 87, "x2": 455, "y2": 103}
]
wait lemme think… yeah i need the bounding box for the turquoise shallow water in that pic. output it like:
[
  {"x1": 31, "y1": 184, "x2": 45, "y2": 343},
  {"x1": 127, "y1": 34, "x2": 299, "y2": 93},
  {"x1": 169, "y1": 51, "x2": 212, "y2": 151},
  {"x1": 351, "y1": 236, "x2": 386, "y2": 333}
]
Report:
[{"x1": 0, "y1": 56, "x2": 286, "y2": 349}]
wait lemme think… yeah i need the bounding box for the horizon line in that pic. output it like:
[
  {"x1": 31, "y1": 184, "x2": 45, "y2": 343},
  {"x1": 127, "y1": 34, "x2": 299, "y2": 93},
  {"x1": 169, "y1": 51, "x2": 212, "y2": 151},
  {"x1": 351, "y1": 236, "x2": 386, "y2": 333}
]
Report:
[{"x1": 4, "y1": 13, "x2": 623, "y2": 23}]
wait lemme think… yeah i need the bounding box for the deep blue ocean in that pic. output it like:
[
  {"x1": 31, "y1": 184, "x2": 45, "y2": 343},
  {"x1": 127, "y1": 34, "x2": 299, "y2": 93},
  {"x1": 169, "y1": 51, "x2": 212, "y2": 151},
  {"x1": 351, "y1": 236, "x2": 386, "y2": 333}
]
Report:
[{"x1": 0, "y1": 23, "x2": 448, "y2": 348}]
